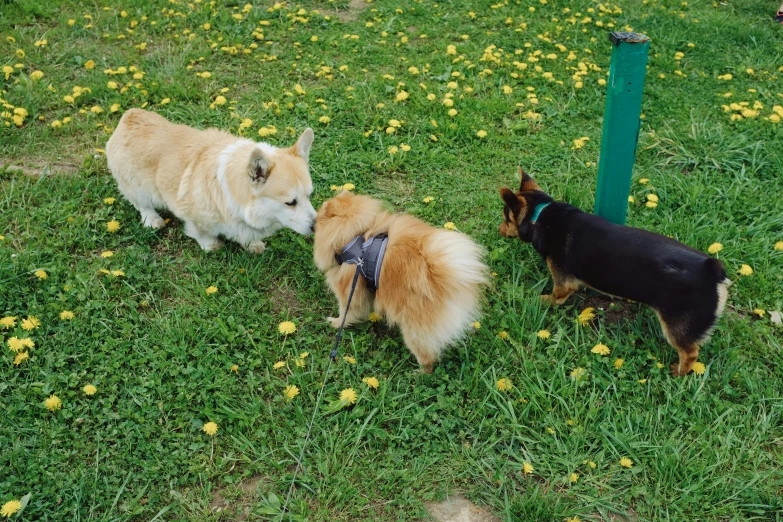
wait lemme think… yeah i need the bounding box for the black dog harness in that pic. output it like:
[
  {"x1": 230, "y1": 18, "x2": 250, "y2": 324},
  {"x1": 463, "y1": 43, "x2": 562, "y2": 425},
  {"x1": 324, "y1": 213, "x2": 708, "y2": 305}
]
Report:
[{"x1": 335, "y1": 233, "x2": 389, "y2": 293}]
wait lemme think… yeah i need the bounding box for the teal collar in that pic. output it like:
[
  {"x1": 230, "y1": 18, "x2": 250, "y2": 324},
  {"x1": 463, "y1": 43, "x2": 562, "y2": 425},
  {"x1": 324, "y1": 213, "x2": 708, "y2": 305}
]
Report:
[{"x1": 530, "y1": 202, "x2": 551, "y2": 224}]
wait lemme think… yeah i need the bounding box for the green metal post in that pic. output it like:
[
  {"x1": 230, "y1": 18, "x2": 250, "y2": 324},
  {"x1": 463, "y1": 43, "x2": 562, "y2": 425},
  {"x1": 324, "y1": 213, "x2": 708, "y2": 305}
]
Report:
[{"x1": 594, "y1": 32, "x2": 650, "y2": 225}]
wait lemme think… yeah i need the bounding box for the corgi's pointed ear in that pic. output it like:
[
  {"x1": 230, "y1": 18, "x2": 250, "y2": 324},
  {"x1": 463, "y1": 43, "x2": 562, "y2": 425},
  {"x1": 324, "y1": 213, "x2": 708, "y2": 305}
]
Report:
[
  {"x1": 248, "y1": 148, "x2": 273, "y2": 185},
  {"x1": 292, "y1": 128, "x2": 314, "y2": 162},
  {"x1": 500, "y1": 187, "x2": 522, "y2": 214},
  {"x1": 518, "y1": 167, "x2": 542, "y2": 192}
]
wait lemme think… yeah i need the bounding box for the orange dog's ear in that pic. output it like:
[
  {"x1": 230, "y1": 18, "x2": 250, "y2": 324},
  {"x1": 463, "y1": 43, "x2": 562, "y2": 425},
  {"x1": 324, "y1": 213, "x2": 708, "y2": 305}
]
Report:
[
  {"x1": 518, "y1": 167, "x2": 542, "y2": 192},
  {"x1": 500, "y1": 187, "x2": 522, "y2": 215},
  {"x1": 318, "y1": 200, "x2": 334, "y2": 218}
]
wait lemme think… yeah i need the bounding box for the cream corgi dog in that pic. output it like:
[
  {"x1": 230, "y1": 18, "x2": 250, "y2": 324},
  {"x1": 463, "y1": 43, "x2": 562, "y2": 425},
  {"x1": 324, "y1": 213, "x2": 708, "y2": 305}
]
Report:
[{"x1": 106, "y1": 108, "x2": 317, "y2": 253}]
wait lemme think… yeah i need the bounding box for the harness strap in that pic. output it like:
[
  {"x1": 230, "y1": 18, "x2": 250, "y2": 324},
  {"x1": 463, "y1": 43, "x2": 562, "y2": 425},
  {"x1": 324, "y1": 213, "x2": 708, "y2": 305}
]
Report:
[{"x1": 334, "y1": 233, "x2": 389, "y2": 293}]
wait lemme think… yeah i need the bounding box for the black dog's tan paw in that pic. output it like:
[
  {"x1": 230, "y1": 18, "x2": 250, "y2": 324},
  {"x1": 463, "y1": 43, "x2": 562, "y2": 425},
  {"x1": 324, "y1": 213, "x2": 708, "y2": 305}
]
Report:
[{"x1": 540, "y1": 294, "x2": 554, "y2": 305}]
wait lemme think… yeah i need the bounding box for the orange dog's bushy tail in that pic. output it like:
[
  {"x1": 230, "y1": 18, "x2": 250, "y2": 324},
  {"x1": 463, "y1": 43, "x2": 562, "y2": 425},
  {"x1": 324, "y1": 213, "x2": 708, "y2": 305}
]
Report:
[{"x1": 375, "y1": 216, "x2": 489, "y2": 370}]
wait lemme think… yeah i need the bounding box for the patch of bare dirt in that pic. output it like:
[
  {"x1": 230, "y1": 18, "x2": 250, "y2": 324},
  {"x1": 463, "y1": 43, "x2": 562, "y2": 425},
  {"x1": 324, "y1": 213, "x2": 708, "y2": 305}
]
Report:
[
  {"x1": 209, "y1": 475, "x2": 265, "y2": 521},
  {"x1": 333, "y1": 0, "x2": 367, "y2": 22},
  {"x1": 426, "y1": 494, "x2": 500, "y2": 522},
  {"x1": 268, "y1": 279, "x2": 302, "y2": 315},
  {"x1": 580, "y1": 293, "x2": 641, "y2": 326},
  {"x1": 1, "y1": 157, "x2": 80, "y2": 176}
]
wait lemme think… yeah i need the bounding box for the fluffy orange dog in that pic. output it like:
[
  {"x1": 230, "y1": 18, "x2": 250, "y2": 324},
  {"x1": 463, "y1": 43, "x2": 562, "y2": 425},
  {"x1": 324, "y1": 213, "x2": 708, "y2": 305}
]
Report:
[{"x1": 314, "y1": 191, "x2": 489, "y2": 372}]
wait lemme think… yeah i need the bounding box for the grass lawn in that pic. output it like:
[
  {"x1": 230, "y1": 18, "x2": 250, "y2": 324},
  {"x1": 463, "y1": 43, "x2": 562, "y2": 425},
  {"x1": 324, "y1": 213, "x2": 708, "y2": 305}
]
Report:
[{"x1": 2, "y1": 0, "x2": 783, "y2": 520}]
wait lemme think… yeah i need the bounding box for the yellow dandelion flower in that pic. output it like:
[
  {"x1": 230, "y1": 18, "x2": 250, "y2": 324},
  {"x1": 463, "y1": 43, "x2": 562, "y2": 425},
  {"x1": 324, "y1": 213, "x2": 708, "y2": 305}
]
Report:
[
  {"x1": 319, "y1": 115, "x2": 331, "y2": 124},
  {"x1": 614, "y1": 358, "x2": 624, "y2": 369},
  {"x1": 639, "y1": 178, "x2": 649, "y2": 185},
  {"x1": 571, "y1": 367, "x2": 586, "y2": 381},
  {"x1": 106, "y1": 220, "x2": 121, "y2": 233},
  {"x1": 588, "y1": 460, "x2": 597, "y2": 469},
  {"x1": 498, "y1": 331, "x2": 509, "y2": 340},
  {"x1": 45, "y1": 394, "x2": 62, "y2": 411},
  {"x1": 13, "y1": 351, "x2": 29, "y2": 365},
  {"x1": 444, "y1": 222, "x2": 456, "y2": 230},
  {"x1": 753, "y1": 308, "x2": 765, "y2": 317},
  {"x1": 423, "y1": 196, "x2": 435, "y2": 204},
  {"x1": 523, "y1": 462, "x2": 534, "y2": 474},
  {"x1": 111, "y1": 270, "x2": 124, "y2": 277},
  {"x1": 59, "y1": 310, "x2": 74, "y2": 320},
  {"x1": 1, "y1": 316, "x2": 17, "y2": 329},
  {"x1": 646, "y1": 193, "x2": 659, "y2": 203},
  {"x1": 34, "y1": 269, "x2": 48, "y2": 280},
  {"x1": 692, "y1": 361, "x2": 706, "y2": 375},
  {"x1": 362, "y1": 376, "x2": 380, "y2": 389},
  {"x1": 230, "y1": 364, "x2": 239, "y2": 373},
  {"x1": 537, "y1": 329, "x2": 551, "y2": 339},
  {"x1": 774, "y1": 241, "x2": 783, "y2": 251},
  {"x1": 7, "y1": 337, "x2": 24, "y2": 352},
  {"x1": 638, "y1": 378, "x2": 647, "y2": 384},
  {"x1": 31, "y1": 70, "x2": 44, "y2": 81},
  {"x1": 577, "y1": 307, "x2": 595, "y2": 326},
  {"x1": 619, "y1": 457, "x2": 633, "y2": 468},
  {"x1": 496, "y1": 378, "x2": 513, "y2": 391},
  {"x1": 83, "y1": 384, "x2": 97, "y2": 395},
  {"x1": 739, "y1": 264, "x2": 753, "y2": 276},
  {"x1": 472, "y1": 321, "x2": 481, "y2": 329},
  {"x1": 1, "y1": 500, "x2": 22, "y2": 518},
  {"x1": 646, "y1": 201, "x2": 658, "y2": 208},
  {"x1": 340, "y1": 388, "x2": 358, "y2": 404},
  {"x1": 84, "y1": 59, "x2": 96, "y2": 69},
  {"x1": 569, "y1": 473, "x2": 579, "y2": 483},
  {"x1": 103, "y1": 197, "x2": 116, "y2": 205},
  {"x1": 591, "y1": 343, "x2": 610, "y2": 356},
  {"x1": 368, "y1": 312, "x2": 382, "y2": 322},
  {"x1": 388, "y1": 146, "x2": 399, "y2": 155},
  {"x1": 342, "y1": 183, "x2": 355, "y2": 191},
  {"x1": 566, "y1": 517, "x2": 580, "y2": 522},
  {"x1": 708, "y1": 243, "x2": 723, "y2": 254},
  {"x1": 343, "y1": 355, "x2": 357, "y2": 364},
  {"x1": 203, "y1": 421, "x2": 218, "y2": 435},
  {"x1": 395, "y1": 90, "x2": 409, "y2": 102},
  {"x1": 278, "y1": 321, "x2": 296, "y2": 335},
  {"x1": 21, "y1": 317, "x2": 40, "y2": 331},
  {"x1": 273, "y1": 361, "x2": 285, "y2": 369},
  {"x1": 205, "y1": 286, "x2": 218, "y2": 295},
  {"x1": 101, "y1": 250, "x2": 113, "y2": 258},
  {"x1": 476, "y1": 130, "x2": 487, "y2": 138}
]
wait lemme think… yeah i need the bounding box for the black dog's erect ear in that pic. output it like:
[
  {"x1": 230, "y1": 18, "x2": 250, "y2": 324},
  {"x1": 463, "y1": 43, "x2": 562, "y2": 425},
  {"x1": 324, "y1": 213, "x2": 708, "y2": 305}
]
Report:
[
  {"x1": 500, "y1": 187, "x2": 522, "y2": 215},
  {"x1": 518, "y1": 166, "x2": 542, "y2": 192}
]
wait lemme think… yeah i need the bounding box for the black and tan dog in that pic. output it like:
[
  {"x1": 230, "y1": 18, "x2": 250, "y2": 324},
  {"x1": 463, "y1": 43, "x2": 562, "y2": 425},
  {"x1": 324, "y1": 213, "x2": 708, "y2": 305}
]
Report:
[{"x1": 498, "y1": 168, "x2": 729, "y2": 376}]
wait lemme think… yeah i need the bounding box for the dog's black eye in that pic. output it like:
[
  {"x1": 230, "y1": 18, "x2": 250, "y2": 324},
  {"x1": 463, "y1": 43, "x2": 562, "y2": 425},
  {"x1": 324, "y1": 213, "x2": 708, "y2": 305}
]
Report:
[{"x1": 286, "y1": 199, "x2": 297, "y2": 206}]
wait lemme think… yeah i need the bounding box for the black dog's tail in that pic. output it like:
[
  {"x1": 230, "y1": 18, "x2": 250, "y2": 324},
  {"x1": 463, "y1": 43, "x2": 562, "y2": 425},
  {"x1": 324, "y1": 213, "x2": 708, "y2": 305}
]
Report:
[{"x1": 703, "y1": 257, "x2": 727, "y2": 283}]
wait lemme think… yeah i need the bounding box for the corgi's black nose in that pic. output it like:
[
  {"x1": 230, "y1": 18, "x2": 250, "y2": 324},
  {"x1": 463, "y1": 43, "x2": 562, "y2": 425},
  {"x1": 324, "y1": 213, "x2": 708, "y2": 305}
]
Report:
[{"x1": 310, "y1": 222, "x2": 316, "y2": 233}]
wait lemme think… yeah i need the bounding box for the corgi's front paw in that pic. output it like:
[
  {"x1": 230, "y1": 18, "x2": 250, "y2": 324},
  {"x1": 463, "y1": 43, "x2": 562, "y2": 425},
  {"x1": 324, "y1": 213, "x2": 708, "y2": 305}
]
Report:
[
  {"x1": 246, "y1": 241, "x2": 266, "y2": 254},
  {"x1": 199, "y1": 238, "x2": 223, "y2": 251},
  {"x1": 327, "y1": 316, "x2": 342, "y2": 329}
]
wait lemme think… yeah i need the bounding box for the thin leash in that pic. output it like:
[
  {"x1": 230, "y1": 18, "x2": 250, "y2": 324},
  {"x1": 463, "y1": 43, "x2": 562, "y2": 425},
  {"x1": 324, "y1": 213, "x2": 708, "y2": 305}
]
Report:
[{"x1": 280, "y1": 265, "x2": 362, "y2": 519}]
